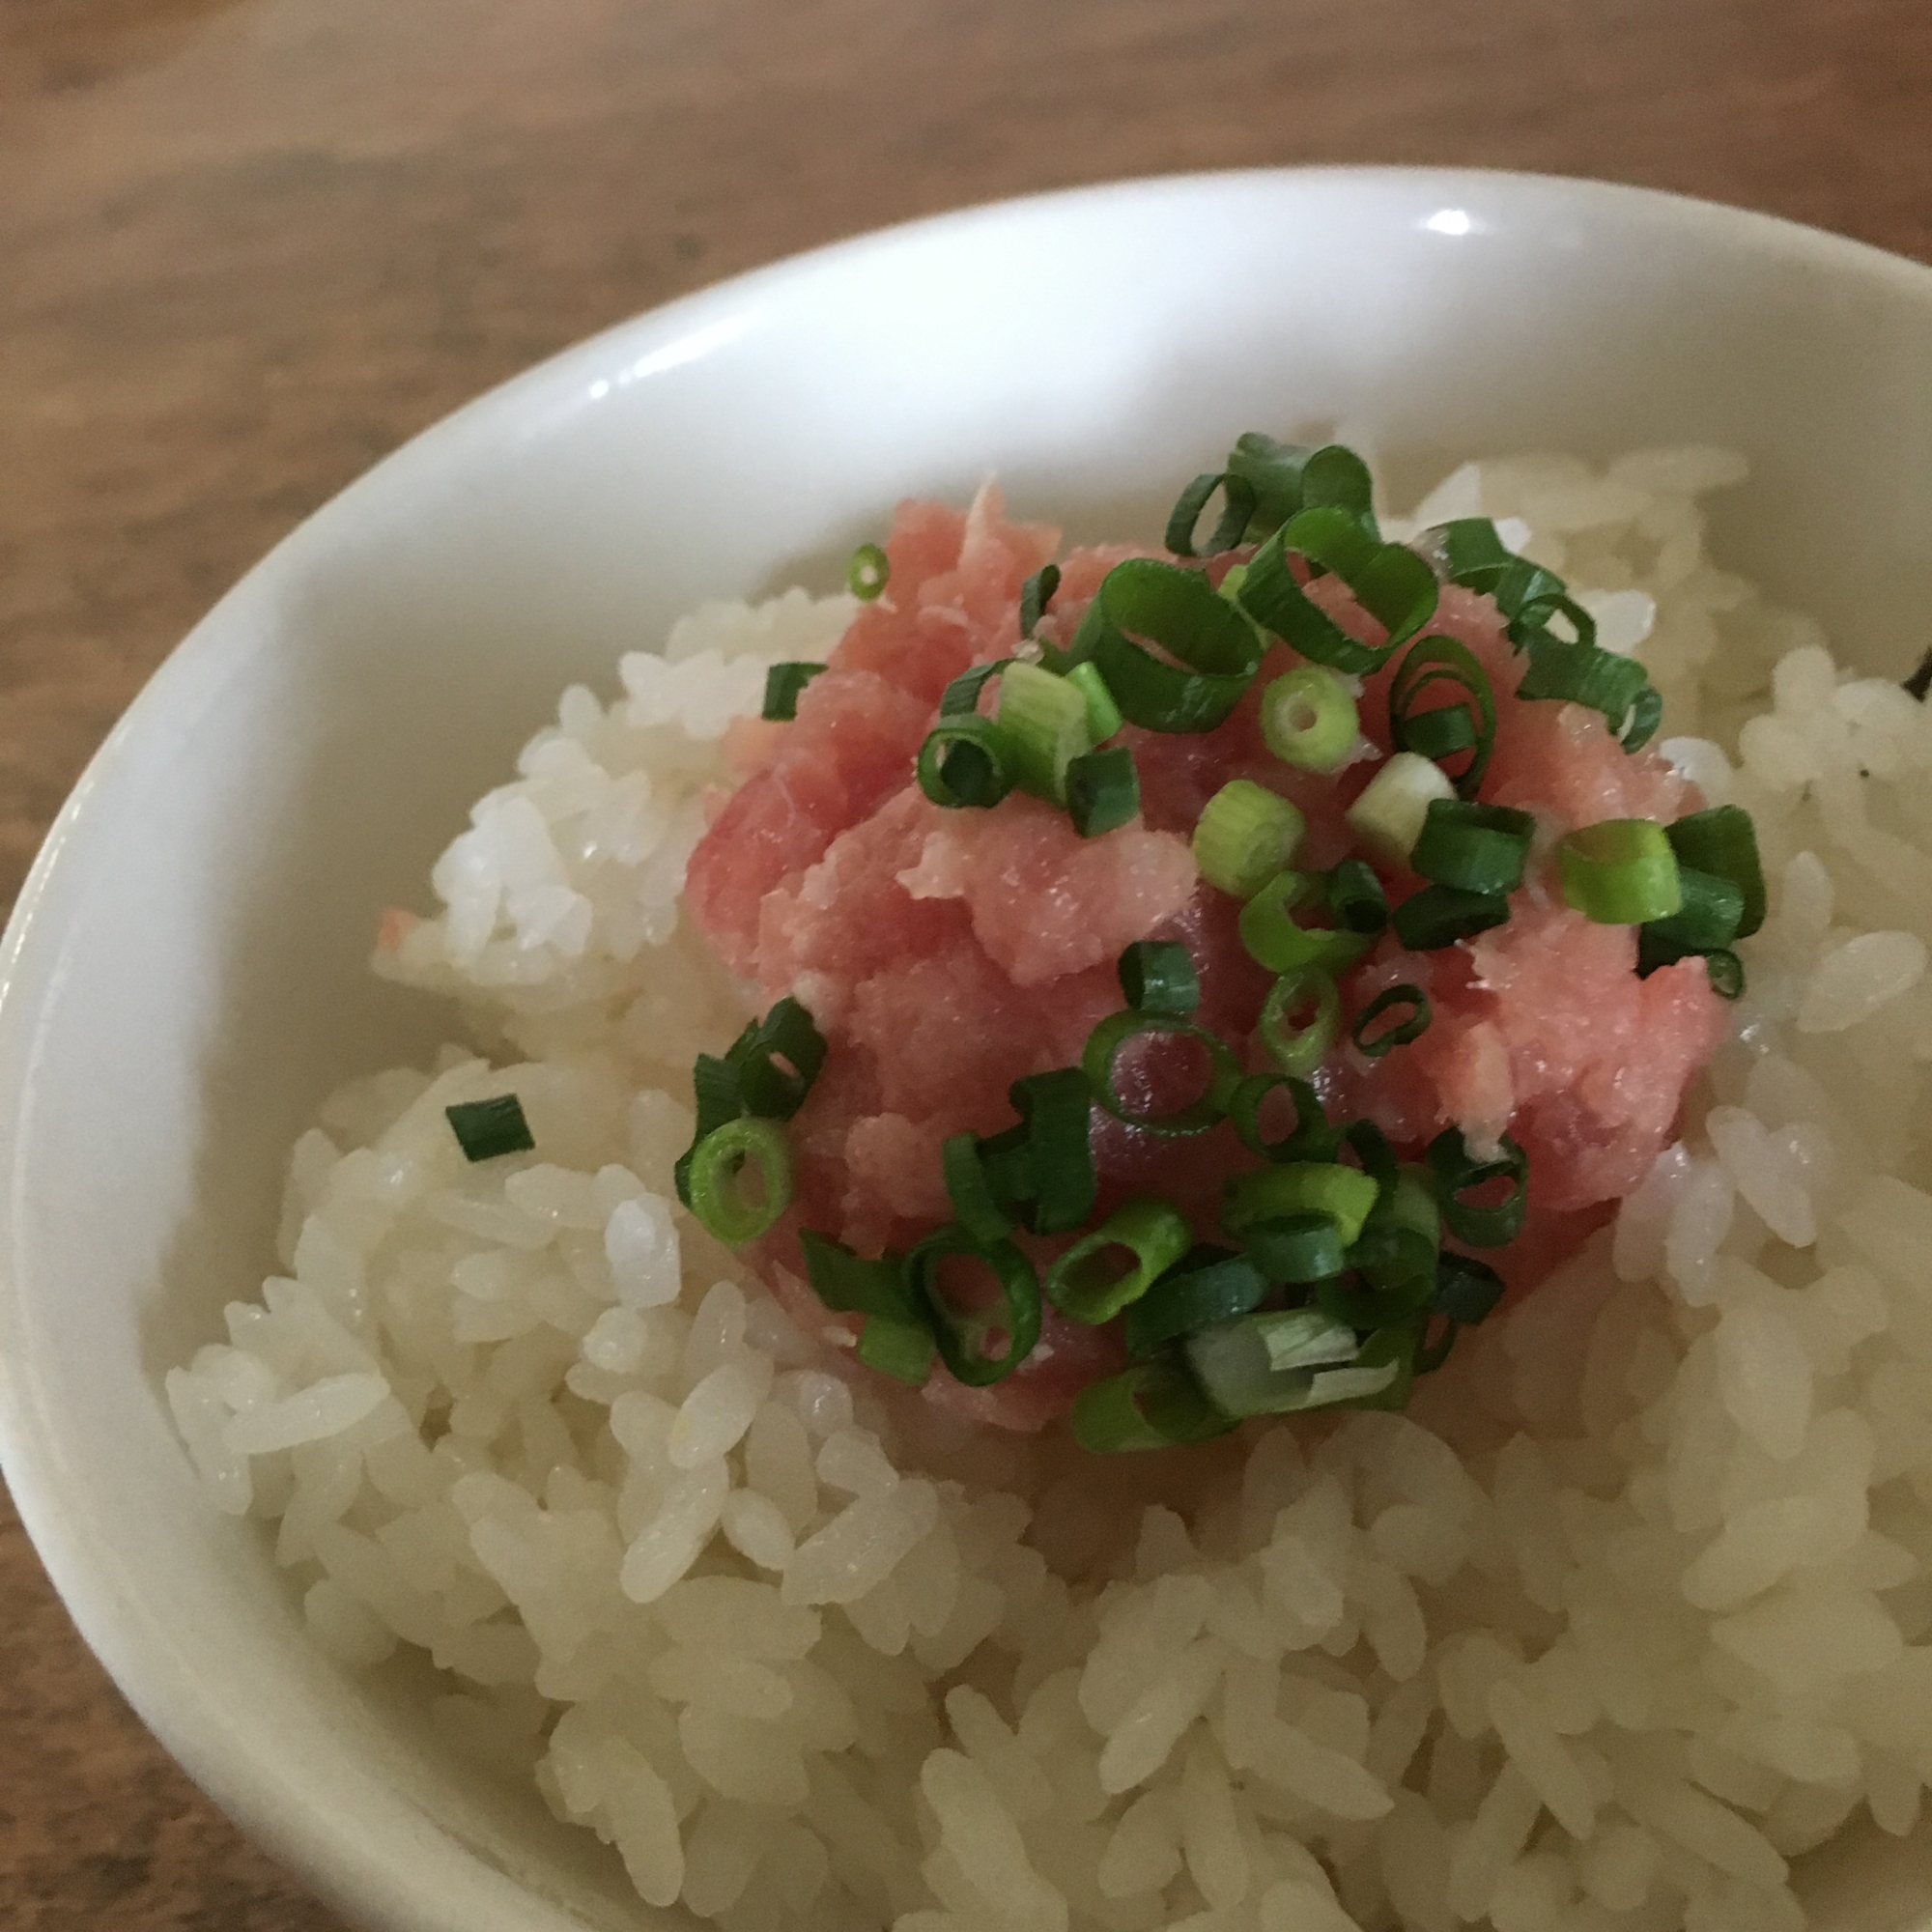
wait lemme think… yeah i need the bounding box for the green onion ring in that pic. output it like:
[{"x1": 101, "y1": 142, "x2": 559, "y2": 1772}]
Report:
[
  {"x1": 1350, "y1": 983, "x2": 1432, "y2": 1058},
  {"x1": 1257, "y1": 968, "x2": 1341, "y2": 1076},
  {"x1": 1425, "y1": 1127, "x2": 1529, "y2": 1247},
  {"x1": 906, "y1": 1226, "x2": 1042, "y2": 1386},
  {"x1": 1081, "y1": 1009, "x2": 1242, "y2": 1136},
  {"x1": 686, "y1": 1117, "x2": 793, "y2": 1244}
]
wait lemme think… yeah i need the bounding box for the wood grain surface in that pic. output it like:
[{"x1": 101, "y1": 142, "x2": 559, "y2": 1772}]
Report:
[{"x1": 2, "y1": 1, "x2": 1929, "y2": 1924}]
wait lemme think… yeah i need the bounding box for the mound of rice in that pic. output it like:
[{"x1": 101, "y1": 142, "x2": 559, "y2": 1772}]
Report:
[{"x1": 169, "y1": 450, "x2": 1932, "y2": 1932}]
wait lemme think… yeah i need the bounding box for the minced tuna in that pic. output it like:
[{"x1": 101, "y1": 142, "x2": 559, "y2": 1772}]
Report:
[{"x1": 684, "y1": 475, "x2": 1734, "y2": 1430}]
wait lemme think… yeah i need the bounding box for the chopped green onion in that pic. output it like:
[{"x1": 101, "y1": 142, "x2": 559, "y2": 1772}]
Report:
[
  {"x1": 1391, "y1": 884, "x2": 1511, "y2": 951},
  {"x1": 1637, "y1": 867, "x2": 1745, "y2": 969},
  {"x1": 728, "y1": 997, "x2": 828, "y2": 1120},
  {"x1": 1184, "y1": 1308, "x2": 1387, "y2": 1417},
  {"x1": 1019, "y1": 564, "x2": 1061, "y2": 639},
  {"x1": 687, "y1": 1117, "x2": 793, "y2": 1244},
  {"x1": 1082, "y1": 1010, "x2": 1242, "y2": 1136},
  {"x1": 906, "y1": 1227, "x2": 1042, "y2": 1385},
  {"x1": 1166, "y1": 469, "x2": 1260, "y2": 557},
  {"x1": 847, "y1": 543, "x2": 890, "y2": 600},
  {"x1": 1065, "y1": 661, "x2": 1123, "y2": 743},
  {"x1": 939, "y1": 659, "x2": 1012, "y2": 717},
  {"x1": 1333, "y1": 1320, "x2": 1425, "y2": 1410},
  {"x1": 1066, "y1": 746, "x2": 1140, "y2": 838},
  {"x1": 1619, "y1": 687, "x2": 1663, "y2": 753},
  {"x1": 1345, "y1": 1116, "x2": 1399, "y2": 1190},
  {"x1": 1084, "y1": 557, "x2": 1267, "y2": 732},
  {"x1": 1665, "y1": 805, "x2": 1766, "y2": 938},
  {"x1": 1123, "y1": 1246, "x2": 1269, "y2": 1358},
  {"x1": 1425, "y1": 1127, "x2": 1528, "y2": 1247},
  {"x1": 1703, "y1": 949, "x2": 1746, "y2": 999},
  {"x1": 1417, "y1": 517, "x2": 1514, "y2": 590},
  {"x1": 1071, "y1": 1358, "x2": 1236, "y2": 1451},
  {"x1": 1557, "y1": 819, "x2": 1683, "y2": 924},
  {"x1": 1258, "y1": 968, "x2": 1341, "y2": 1076},
  {"x1": 1228, "y1": 1072, "x2": 1336, "y2": 1162},
  {"x1": 796, "y1": 1245, "x2": 932, "y2": 1390},
  {"x1": 1225, "y1": 436, "x2": 1377, "y2": 540},
  {"x1": 997, "y1": 662, "x2": 1093, "y2": 803},
  {"x1": 1236, "y1": 506, "x2": 1438, "y2": 675},
  {"x1": 1350, "y1": 983, "x2": 1431, "y2": 1057},
  {"x1": 675, "y1": 1000, "x2": 826, "y2": 1203},
  {"x1": 1516, "y1": 637, "x2": 1660, "y2": 749},
  {"x1": 800, "y1": 1230, "x2": 912, "y2": 1317},
  {"x1": 1261, "y1": 666, "x2": 1360, "y2": 773},
  {"x1": 1194, "y1": 781, "x2": 1305, "y2": 899},
  {"x1": 1389, "y1": 637, "x2": 1497, "y2": 798},
  {"x1": 445, "y1": 1094, "x2": 534, "y2": 1162},
  {"x1": 985, "y1": 1069, "x2": 1097, "y2": 1235},
  {"x1": 1244, "y1": 1210, "x2": 1347, "y2": 1285},
  {"x1": 917, "y1": 717, "x2": 1012, "y2": 810},
  {"x1": 1346, "y1": 752, "x2": 1459, "y2": 866},
  {"x1": 1223, "y1": 1161, "x2": 1381, "y2": 1249},
  {"x1": 1346, "y1": 1168, "x2": 1440, "y2": 1301},
  {"x1": 1410, "y1": 799, "x2": 1536, "y2": 896},
  {"x1": 1432, "y1": 1249, "x2": 1505, "y2": 1324},
  {"x1": 941, "y1": 1133, "x2": 1016, "y2": 1242},
  {"x1": 1118, "y1": 940, "x2": 1200, "y2": 1015},
  {"x1": 855, "y1": 1317, "x2": 935, "y2": 1385},
  {"x1": 761, "y1": 662, "x2": 826, "y2": 722},
  {"x1": 1239, "y1": 870, "x2": 1368, "y2": 976},
  {"x1": 1325, "y1": 859, "x2": 1390, "y2": 934},
  {"x1": 1044, "y1": 1197, "x2": 1194, "y2": 1323}
]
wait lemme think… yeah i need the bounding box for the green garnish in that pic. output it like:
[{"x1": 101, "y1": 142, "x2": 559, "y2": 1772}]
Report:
[
  {"x1": 906, "y1": 1226, "x2": 1042, "y2": 1385},
  {"x1": 1260, "y1": 665, "x2": 1360, "y2": 773},
  {"x1": 847, "y1": 542, "x2": 890, "y2": 600},
  {"x1": 1018, "y1": 564, "x2": 1061, "y2": 639},
  {"x1": 1193, "y1": 781, "x2": 1305, "y2": 899},
  {"x1": 1082, "y1": 1010, "x2": 1242, "y2": 1136},
  {"x1": 1410, "y1": 799, "x2": 1536, "y2": 897},
  {"x1": 1391, "y1": 884, "x2": 1511, "y2": 951},
  {"x1": 1223, "y1": 1160, "x2": 1381, "y2": 1250},
  {"x1": 1078, "y1": 557, "x2": 1268, "y2": 733},
  {"x1": 1122, "y1": 1247, "x2": 1268, "y2": 1359},
  {"x1": 1070, "y1": 1358, "x2": 1236, "y2": 1451},
  {"x1": 445, "y1": 1094, "x2": 535, "y2": 1163},
  {"x1": 1227, "y1": 1072, "x2": 1337, "y2": 1163},
  {"x1": 1117, "y1": 940, "x2": 1200, "y2": 1015},
  {"x1": 1324, "y1": 859, "x2": 1391, "y2": 935},
  {"x1": 996, "y1": 661, "x2": 1093, "y2": 804},
  {"x1": 1065, "y1": 746, "x2": 1140, "y2": 838},
  {"x1": 800, "y1": 1232, "x2": 933, "y2": 1386},
  {"x1": 761, "y1": 662, "x2": 826, "y2": 722},
  {"x1": 916, "y1": 716, "x2": 1012, "y2": 810},
  {"x1": 1664, "y1": 805, "x2": 1766, "y2": 938},
  {"x1": 1236, "y1": 506, "x2": 1438, "y2": 676},
  {"x1": 1064, "y1": 661, "x2": 1123, "y2": 744},
  {"x1": 1426, "y1": 1127, "x2": 1529, "y2": 1247},
  {"x1": 1388, "y1": 636, "x2": 1497, "y2": 797},
  {"x1": 687, "y1": 1117, "x2": 793, "y2": 1244},
  {"x1": 1238, "y1": 871, "x2": 1367, "y2": 976},
  {"x1": 1558, "y1": 819, "x2": 1683, "y2": 924},
  {"x1": 1257, "y1": 968, "x2": 1341, "y2": 1076},
  {"x1": 1350, "y1": 983, "x2": 1432, "y2": 1058},
  {"x1": 1165, "y1": 469, "x2": 1260, "y2": 558},
  {"x1": 1045, "y1": 1198, "x2": 1194, "y2": 1324}
]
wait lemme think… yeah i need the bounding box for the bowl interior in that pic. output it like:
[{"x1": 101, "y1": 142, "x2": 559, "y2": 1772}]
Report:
[{"x1": 4, "y1": 168, "x2": 1932, "y2": 1932}]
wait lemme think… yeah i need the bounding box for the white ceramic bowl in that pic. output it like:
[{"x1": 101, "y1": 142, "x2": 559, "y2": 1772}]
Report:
[{"x1": 4, "y1": 167, "x2": 1931, "y2": 1932}]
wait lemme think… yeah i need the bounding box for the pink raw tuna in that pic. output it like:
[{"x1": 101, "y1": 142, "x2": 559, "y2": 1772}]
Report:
[{"x1": 687, "y1": 493, "x2": 1728, "y2": 1427}]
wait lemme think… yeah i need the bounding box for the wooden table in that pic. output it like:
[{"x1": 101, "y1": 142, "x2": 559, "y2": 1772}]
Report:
[{"x1": 2, "y1": 1, "x2": 1928, "y2": 1923}]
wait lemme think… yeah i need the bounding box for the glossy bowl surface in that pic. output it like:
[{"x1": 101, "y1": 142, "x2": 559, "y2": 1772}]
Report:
[{"x1": 4, "y1": 168, "x2": 1931, "y2": 1931}]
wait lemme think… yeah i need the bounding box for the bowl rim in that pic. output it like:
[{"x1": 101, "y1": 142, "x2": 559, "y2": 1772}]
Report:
[{"x1": 4, "y1": 161, "x2": 1932, "y2": 1931}]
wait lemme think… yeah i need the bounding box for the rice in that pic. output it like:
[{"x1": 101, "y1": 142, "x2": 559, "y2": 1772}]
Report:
[{"x1": 168, "y1": 447, "x2": 1932, "y2": 1931}]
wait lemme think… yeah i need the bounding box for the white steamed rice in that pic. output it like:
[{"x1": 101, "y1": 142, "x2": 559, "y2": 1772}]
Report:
[{"x1": 170, "y1": 449, "x2": 1932, "y2": 1932}]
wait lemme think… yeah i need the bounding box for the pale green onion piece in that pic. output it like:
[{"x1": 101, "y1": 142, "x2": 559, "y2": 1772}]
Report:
[
  {"x1": 1223, "y1": 1160, "x2": 1380, "y2": 1248},
  {"x1": 997, "y1": 661, "x2": 1093, "y2": 803},
  {"x1": 847, "y1": 543, "x2": 890, "y2": 600},
  {"x1": 1257, "y1": 968, "x2": 1340, "y2": 1075},
  {"x1": 1065, "y1": 661, "x2": 1123, "y2": 743},
  {"x1": 687, "y1": 1117, "x2": 793, "y2": 1244},
  {"x1": 1184, "y1": 1308, "x2": 1383, "y2": 1418},
  {"x1": 1557, "y1": 819, "x2": 1683, "y2": 924},
  {"x1": 1044, "y1": 1197, "x2": 1193, "y2": 1324},
  {"x1": 1238, "y1": 872, "x2": 1368, "y2": 976},
  {"x1": 1193, "y1": 780, "x2": 1304, "y2": 898},
  {"x1": 1344, "y1": 752, "x2": 1458, "y2": 867},
  {"x1": 1261, "y1": 666, "x2": 1360, "y2": 773}
]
